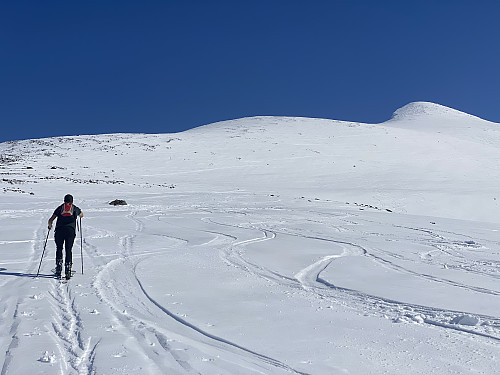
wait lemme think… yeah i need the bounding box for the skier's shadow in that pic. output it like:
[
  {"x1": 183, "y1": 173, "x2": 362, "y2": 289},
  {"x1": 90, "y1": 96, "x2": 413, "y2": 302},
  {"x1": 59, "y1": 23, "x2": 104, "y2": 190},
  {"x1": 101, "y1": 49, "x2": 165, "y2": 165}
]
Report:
[{"x1": 0, "y1": 268, "x2": 53, "y2": 279}]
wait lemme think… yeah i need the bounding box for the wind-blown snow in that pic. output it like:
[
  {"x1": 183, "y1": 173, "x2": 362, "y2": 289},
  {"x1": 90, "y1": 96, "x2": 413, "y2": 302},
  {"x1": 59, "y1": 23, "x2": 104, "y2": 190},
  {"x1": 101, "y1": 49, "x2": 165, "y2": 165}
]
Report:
[{"x1": 0, "y1": 102, "x2": 499, "y2": 374}]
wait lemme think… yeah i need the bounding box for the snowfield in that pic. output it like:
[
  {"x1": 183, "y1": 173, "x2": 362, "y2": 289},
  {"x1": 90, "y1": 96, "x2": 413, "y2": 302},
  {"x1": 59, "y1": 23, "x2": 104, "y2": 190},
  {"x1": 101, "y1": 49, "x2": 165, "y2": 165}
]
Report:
[{"x1": 0, "y1": 102, "x2": 498, "y2": 374}]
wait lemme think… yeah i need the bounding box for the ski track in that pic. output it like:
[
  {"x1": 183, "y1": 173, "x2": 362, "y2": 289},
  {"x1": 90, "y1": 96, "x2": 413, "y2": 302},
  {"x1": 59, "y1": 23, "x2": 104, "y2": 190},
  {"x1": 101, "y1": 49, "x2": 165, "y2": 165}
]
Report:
[
  {"x1": 0, "y1": 220, "x2": 54, "y2": 375},
  {"x1": 0, "y1": 298, "x2": 21, "y2": 375},
  {"x1": 90, "y1": 210, "x2": 306, "y2": 374},
  {"x1": 49, "y1": 282, "x2": 97, "y2": 374},
  {"x1": 204, "y1": 209, "x2": 500, "y2": 343}
]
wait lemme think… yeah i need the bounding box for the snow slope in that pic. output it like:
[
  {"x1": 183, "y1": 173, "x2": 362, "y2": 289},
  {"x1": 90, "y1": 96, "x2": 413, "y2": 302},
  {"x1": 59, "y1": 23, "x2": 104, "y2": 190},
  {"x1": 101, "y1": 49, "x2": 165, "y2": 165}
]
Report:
[{"x1": 0, "y1": 102, "x2": 499, "y2": 374}]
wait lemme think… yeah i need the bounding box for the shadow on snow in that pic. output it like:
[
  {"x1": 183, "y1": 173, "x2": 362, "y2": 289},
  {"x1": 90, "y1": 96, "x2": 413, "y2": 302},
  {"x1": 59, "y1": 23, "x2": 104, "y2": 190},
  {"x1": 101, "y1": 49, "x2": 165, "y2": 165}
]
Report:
[{"x1": 0, "y1": 267, "x2": 54, "y2": 279}]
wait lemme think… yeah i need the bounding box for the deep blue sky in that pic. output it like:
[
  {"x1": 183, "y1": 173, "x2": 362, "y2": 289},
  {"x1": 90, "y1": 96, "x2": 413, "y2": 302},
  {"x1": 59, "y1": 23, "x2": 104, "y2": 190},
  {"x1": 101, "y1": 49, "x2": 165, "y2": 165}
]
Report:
[{"x1": 1, "y1": 0, "x2": 499, "y2": 142}]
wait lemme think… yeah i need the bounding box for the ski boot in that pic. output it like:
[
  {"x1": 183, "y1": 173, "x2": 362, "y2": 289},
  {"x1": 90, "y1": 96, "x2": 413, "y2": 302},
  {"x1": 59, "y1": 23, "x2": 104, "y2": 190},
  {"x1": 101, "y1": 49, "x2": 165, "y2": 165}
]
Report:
[
  {"x1": 65, "y1": 262, "x2": 72, "y2": 280},
  {"x1": 55, "y1": 260, "x2": 63, "y2": 278}
]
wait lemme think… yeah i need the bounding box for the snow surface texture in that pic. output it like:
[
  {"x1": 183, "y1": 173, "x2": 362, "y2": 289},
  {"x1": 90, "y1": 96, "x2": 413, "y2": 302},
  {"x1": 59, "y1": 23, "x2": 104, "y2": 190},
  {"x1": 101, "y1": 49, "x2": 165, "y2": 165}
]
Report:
[{"x1": 0, "y1": 101, "x2": 499, "y2": 374}]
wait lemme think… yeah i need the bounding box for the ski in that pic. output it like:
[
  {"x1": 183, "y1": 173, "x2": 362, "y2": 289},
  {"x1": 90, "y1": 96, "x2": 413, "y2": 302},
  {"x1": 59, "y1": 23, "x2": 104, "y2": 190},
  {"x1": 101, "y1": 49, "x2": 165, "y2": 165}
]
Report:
[
  {"x1": 60, "y1": 273, "x2": 73, "y2": 283},
  {"x1": 51, "y1": 268, "x2": 75, "y2": 282}
]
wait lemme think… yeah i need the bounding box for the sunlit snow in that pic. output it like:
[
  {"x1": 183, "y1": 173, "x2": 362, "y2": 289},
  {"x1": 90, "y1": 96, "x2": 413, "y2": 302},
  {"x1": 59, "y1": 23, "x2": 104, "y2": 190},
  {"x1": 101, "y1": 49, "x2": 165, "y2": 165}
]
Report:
[{"x1": 0, "y1": 102, "x2": 499, "y2": 374}]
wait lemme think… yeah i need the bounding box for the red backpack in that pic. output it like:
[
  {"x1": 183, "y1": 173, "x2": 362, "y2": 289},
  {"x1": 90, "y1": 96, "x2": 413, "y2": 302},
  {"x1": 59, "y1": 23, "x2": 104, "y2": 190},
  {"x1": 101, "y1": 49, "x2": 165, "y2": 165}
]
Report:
[{"x1": 61, "y1": 203, "x2": 74, "y2": 217}]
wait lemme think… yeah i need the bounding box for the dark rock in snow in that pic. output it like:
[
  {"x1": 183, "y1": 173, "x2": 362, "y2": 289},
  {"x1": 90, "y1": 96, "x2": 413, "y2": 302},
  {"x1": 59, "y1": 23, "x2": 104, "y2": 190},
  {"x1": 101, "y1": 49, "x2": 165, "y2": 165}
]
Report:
[{"x1": 109, "y1": 199, "x2": 127, "y2": 206}]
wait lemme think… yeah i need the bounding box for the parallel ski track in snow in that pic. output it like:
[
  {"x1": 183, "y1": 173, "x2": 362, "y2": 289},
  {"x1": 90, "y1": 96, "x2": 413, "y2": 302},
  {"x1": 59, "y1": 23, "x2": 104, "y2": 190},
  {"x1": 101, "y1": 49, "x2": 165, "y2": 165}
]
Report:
[{"x1": 49, "y1": 282, "x2": 98, "y2": 374}]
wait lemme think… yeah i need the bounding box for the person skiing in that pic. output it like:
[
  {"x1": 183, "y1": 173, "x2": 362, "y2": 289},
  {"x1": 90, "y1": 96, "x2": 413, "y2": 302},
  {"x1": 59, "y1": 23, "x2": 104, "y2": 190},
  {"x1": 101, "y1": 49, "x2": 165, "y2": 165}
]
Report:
[{"x1": 47, "y1": 194, "x2": 83, "y2": 279}]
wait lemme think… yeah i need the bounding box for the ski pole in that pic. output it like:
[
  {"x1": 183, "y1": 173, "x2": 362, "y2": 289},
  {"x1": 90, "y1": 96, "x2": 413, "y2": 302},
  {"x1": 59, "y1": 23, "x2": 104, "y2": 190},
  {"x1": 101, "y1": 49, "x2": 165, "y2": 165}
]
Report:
[
  {"x1": 80, "y1": 216, "x2": 83, "y2": 274},
  {"x1": 36, "y1": 229, "x2": 51, "y2": 277}
]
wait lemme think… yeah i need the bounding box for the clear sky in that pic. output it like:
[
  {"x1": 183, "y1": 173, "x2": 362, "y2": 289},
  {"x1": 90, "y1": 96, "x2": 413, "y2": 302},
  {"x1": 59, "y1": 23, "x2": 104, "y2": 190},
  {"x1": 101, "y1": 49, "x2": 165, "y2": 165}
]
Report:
[{"x1": 1, "y1": 0, "x2": 499, "y2": 142}]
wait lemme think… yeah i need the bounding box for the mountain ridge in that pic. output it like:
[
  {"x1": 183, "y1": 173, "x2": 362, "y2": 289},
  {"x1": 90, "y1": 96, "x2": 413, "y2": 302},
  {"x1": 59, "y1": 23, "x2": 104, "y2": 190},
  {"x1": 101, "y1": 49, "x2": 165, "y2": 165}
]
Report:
[{"x1": 0, "y1": 102, "x2": 495, "y2": 146}]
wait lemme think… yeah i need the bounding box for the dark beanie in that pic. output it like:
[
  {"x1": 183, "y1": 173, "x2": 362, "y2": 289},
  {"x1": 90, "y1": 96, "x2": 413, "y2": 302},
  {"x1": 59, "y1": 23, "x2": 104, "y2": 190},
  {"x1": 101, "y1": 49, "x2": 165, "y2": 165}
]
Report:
[{"x1": 64, "y1": 194, "x2": 73, "y2": 203}]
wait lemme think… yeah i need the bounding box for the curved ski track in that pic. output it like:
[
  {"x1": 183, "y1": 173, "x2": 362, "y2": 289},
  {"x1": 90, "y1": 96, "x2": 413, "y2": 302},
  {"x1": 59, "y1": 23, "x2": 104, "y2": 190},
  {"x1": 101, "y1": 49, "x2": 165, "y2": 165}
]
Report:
[
  {"x1": 90, "y1": 210, "x2": 307, "y2": 375},
  {"x1": 204, "y1": 211, "x2": 500, "y2": 343}
]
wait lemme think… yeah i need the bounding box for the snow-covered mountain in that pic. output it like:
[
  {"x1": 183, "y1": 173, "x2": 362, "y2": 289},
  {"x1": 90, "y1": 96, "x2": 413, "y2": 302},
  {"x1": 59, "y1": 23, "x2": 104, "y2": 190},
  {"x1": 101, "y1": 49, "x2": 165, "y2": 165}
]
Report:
[
  {"x1": 0, "y1": 102, "x2": 499, "y2": 374},
  {"x1": 389, "y1": 101, "x2": 483, "y2": 121}
]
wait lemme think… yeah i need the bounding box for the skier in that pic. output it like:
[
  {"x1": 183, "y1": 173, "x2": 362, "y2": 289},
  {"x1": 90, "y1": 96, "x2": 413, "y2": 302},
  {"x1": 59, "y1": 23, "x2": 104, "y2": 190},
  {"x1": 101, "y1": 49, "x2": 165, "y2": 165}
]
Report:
[{"x1": 47, "y1": 194, "x2": 83, "y2": 279}]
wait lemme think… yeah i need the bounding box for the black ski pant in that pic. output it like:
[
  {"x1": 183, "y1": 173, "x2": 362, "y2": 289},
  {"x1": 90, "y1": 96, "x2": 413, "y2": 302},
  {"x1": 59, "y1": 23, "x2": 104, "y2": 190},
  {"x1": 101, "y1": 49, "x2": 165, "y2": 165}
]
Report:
[{"x1": 54, "y1": 226, "x2": 76, "y2": 266}]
